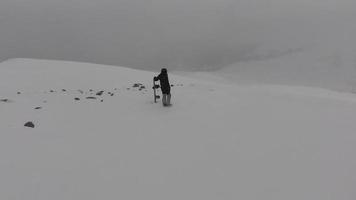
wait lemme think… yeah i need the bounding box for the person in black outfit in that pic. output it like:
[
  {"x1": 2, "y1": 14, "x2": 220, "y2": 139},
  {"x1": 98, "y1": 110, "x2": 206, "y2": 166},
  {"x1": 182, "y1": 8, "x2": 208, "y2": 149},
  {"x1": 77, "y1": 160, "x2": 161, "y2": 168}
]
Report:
[{"x1": 154, "y1": 68, "x2": 171, "y2": 106}]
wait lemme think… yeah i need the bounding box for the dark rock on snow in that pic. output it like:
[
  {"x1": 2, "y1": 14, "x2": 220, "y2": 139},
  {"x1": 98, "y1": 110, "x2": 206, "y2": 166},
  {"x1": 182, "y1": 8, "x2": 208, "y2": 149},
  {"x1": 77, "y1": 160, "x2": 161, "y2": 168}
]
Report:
[
  {"x1": 24, "y1": 121, "x2": 35, "y2": 128},
  {"x1": 34, "y1": 107, "x2": 42, "y2": 110},
  {"x1": 86, "y1": 97, "x2": 97, "y2": 99},
  {"x1": 133, "y1": 83, "x2": 142, "y2": 88},
  {"x1": 96, "y1": 91, "x2": 104, "y2": 96},
  {"x1": 74, "y1": 97, "x2": 80, "y2": 101}
]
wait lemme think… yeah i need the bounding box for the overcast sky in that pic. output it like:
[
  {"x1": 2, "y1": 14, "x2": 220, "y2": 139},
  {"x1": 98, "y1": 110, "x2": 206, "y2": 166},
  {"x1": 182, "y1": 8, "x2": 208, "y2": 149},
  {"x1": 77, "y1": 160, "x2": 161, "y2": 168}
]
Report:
[{"x1": 0, "y1": 0, "x2": 355, "y2": 71}]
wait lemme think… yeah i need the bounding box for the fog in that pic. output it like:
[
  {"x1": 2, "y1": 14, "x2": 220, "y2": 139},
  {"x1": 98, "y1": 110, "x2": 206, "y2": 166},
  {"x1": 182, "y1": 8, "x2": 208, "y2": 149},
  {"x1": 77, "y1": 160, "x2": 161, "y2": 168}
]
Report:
[{"x1": 0, "y1": 0, "x2": 355, "y2": 71}]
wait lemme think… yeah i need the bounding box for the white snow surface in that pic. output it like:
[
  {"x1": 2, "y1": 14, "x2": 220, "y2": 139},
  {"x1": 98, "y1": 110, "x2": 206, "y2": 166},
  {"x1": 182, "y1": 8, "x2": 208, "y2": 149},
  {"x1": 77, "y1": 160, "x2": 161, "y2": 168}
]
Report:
[{"x1": 1, "y1": 58, "x2": 356, "y2": 200}]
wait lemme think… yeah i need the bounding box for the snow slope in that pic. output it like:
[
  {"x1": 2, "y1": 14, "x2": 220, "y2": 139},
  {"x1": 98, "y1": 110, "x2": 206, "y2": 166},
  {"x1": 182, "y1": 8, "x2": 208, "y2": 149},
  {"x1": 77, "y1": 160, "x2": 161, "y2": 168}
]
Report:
[
  {"x1": 175, "y1": 38, "x2": 356, "y2": 93},
  {"x1": 214, "y1": 21, "x2": 356, "y2": 93},
  {"x1": 1, "y1": 59, "x2": 356, "y2": 200}
]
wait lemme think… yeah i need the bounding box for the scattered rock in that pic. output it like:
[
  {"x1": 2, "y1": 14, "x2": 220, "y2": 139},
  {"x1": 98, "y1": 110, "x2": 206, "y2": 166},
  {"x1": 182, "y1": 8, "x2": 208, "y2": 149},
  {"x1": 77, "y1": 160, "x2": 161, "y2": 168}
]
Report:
[
  {"x1": 50, "y1": 90, "x2": 54, "y2": 93},
  {"x1": 171, "y1": 84, "x2": 174, "y2": 87},
  {"x1": 96, "y1": 91, "x2": 104, "y2": 96},
  {"x1": 74, "y1": 97, "x2": 80, "y2": 101},
  {"x1": 133, "y1": 83, "x2": 142, "y2": 88},
  {"x1": 110, "y1": 93, "x2": 114, "y2": 96},
  {"x1": 86, "y1": 97, "x2": 96, "y2": 99},
  {"x1": 101, "y1": 100, "x2": 104, "y2": 102},
  {"x1": 62, "y1": 89, "x2": 67, "y2": 92},
  {"x1": 17, "y1": 92, "x2": 21, "y2": 94},
  {"x1": 89, "y1": 89, "x2": 93, "y2": 92},
  {"x1": 0, "y1": 99, "x2": 9, "y2": 102},
  {"x1": 24, "y1": 121, "x2": 35, "y2": 128},
  {"x1": 34, "y1": 107, "x2": 42, "y2": 110}
]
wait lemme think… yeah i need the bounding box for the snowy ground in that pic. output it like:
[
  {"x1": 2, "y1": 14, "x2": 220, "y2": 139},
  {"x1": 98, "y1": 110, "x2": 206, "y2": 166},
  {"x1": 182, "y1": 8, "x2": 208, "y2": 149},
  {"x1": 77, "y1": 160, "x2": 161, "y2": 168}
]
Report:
[{"x1": 1, "y1": 59, "x2": 356, "y2": 200}]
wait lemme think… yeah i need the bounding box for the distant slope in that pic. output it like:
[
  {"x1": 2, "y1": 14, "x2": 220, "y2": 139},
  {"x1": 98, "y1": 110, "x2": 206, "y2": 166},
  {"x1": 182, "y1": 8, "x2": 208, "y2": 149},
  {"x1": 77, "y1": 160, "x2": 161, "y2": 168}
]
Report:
[
  {"x1": 215, "y1": 29, "x2": 356, "y2": 92},
  {"x1": 0, "y1": 59, "x2": 356, "y2": 200}
]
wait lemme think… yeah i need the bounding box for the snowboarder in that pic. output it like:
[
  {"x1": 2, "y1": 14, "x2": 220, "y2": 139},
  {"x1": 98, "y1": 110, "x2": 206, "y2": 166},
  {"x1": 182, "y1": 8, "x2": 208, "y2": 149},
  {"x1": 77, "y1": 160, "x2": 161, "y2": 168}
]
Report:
[{"x1": 154, "y1": 68, "x2": 171, "y2": 106}]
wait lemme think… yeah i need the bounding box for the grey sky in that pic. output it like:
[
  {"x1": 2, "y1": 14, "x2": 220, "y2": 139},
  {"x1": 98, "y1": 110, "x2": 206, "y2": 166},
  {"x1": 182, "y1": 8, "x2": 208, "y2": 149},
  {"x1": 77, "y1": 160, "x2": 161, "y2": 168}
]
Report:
[{"x1": 0, "y1": 0, "x2": 355, "y2": 71}]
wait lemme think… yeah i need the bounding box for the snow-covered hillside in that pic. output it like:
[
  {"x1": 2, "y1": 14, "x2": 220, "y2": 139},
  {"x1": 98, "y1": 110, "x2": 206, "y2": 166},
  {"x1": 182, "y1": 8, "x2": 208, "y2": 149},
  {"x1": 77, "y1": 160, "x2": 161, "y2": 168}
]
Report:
[
  {"x1": 1, "y1": 59, "x2": 356, "y2": 200},
  {"x1": 215, "y1": 24, "x2": 356, "y2": 92}
]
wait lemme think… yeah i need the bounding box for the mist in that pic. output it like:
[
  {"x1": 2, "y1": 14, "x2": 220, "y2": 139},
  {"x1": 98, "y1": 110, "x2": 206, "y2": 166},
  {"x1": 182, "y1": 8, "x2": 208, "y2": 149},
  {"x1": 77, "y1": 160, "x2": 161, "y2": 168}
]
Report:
[{"x1": 0, "y1": 0, "x2": 355, "y2": 71}]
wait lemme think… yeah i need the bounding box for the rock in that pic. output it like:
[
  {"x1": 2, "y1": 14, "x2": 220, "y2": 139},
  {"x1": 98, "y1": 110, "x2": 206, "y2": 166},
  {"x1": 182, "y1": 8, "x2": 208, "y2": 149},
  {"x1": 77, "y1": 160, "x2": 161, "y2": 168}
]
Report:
[
  {"x1": 24, "y1": 121, "x2": 35, "y2": 128},
  {"x1": 17, "y1": 92, "x2": 21, "y2": 94},
  {"x1": 34, "y1": 107, "x2": 42, "y2": 110},
  {"x1": 50, "y1": 90, "x2": 54, "y2": 93},
  {"x1": 0, "y1": 99, "x2": 9, "y2": 102},
  {"x1": 101, "y1": 100, "x2": 104, "y2": 102},
  {"x1": 62, "y1": 89, "x2": 66, "y2": 92},
  {"x1": 133, "y1": 83, "x2": 142, "y2": 88},
  {"x1": 96, "y1": 91, "x2": 104, "y2": 96},
  {"x1": 86, "y1": 97, "x2": 96, "y2": 99},
  {"x1": 74, "y1": 97, "x2": 80, "y2": 101}
]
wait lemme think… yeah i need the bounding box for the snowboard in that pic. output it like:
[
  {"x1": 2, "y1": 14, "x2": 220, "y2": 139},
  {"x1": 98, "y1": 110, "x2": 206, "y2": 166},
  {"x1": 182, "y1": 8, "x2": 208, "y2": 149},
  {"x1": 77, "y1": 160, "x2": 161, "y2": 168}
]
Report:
[{"x1": 153, "y1": 78, "x2": 160, "y2": 103}]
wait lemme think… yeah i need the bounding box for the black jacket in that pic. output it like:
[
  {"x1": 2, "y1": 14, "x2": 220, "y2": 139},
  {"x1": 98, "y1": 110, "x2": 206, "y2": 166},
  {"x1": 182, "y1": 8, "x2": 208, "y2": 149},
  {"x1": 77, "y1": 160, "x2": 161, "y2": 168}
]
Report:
[{"x1": 154, "y1": 71, "x2": 170, "y2": 94}]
